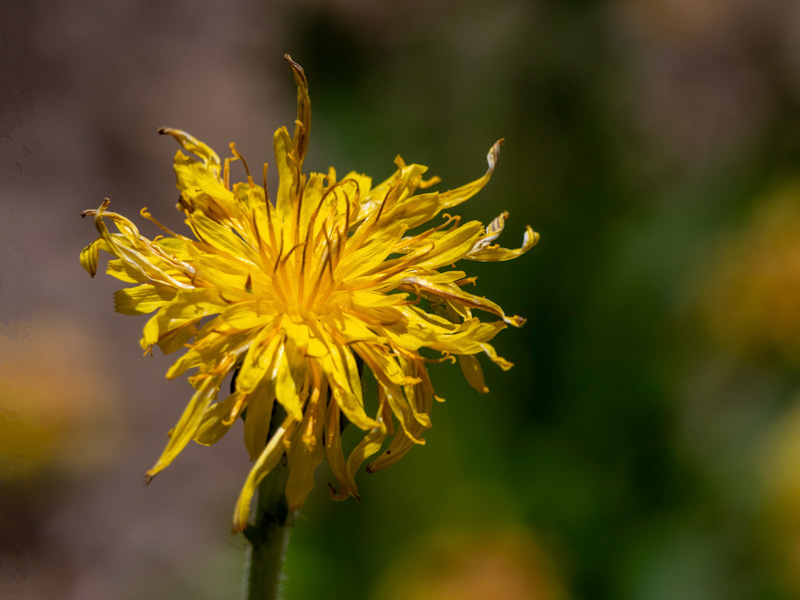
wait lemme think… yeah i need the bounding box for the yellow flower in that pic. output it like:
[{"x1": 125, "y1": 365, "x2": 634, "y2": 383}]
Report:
[{"x1": 80, "y1": 55, "x2": 537, "y2": 532}]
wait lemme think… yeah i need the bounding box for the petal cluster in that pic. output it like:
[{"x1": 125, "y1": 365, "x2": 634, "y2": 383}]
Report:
[{"x1": 80, "y1": 56, "x2": 538, "y2": 531}]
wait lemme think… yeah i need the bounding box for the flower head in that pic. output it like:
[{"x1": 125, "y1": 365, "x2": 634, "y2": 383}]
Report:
[{"x1": 80, "y1": 56, "x2": 538, "y2": 532}]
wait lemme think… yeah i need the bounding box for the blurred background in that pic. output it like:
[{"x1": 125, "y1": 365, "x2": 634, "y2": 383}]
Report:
[{"x1": 3, "y1": 0, "x2": 800, "y2": 598}]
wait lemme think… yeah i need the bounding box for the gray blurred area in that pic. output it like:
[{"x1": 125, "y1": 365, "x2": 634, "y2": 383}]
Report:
[{"x1": 4, "y1": 0, "x2": 800, "y2": 599}]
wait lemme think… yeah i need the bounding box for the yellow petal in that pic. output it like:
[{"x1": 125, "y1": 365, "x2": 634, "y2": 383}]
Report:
[
  {"x1": 367, "y1": 428, "x2": 421, "y2": 473},
  {"x1": 79, "y1": 238, "x2": 109, "y2": 277},
  {"x1": 114, "y1": 284, "x2": 176, "y2": 315},
  {"x1": 140, "y1": 288, "x2": 228, "y2": 350},
  {"x1": 215, "y1": 300, "x2": 275, "y2": 333},
  {"x1": 314, "y1": 325, "x2": 379, "y2": 430},
  {"x1": 468, "y1": 222, "x2": 540, "y2": 262},
  {"x1": 297, "y1": 172, "x2": 326, "y2": 240},
  {"x1": 338, "y1": 222, "x2": 406, "y2": 281},
  {"x1": 281, "y1": 316, "x2": 310, "y2": 350},
  {"x1": 156, "y1": 322, "x2": 200, "y2": 354},
  {"x1": 194, "y1": 391, "x2": 245, "y2": 446},
  {"x1": 186, "y1": 212, "x2": 259, "y2": 265},
  {"x1": 285, "y1": 54, "x2": 311, "y2": 165},
  {"x1": 480, "y1": 341, "x2": 514, "y2": 370},
  {"x1": 243, "y1": 379, "x2": 277, "y2": 460},
  {"x1": 171, "y1": 151, "x2": 237, "y2": 218},
  {"x1": 346, "y1": 405, "x2": 388, "y2": 480},
  {"x1": 285, "y1": 380, "x2": 327, "y2": 510},
  {"x1": 381, "y1": 189, "x2": 443, "y2": 230},
  {"x1": 438, "y1": 139, "x2": 502, "y2": 211},
  {"x1": 357, "y1": 162, "x2": 430, "y2": 226},
  {"x1": 274, "y1": 343, "x2": 304, "y2": 422},
  {"x1": 236, "y1": 327, "x2": 282, "y2": 393},
  {"x1": 181, "y1": 244, "x2": 257, "y2": 293},
  {"x1": 273, "y1": 126, "x2": 298, "y2": 225},
  {"x1": 324, "y1": 401, "x2": 359, "y2": 501},
  {"x1": 321, "y1": 312, "x2": 382, "y2": 345},
  {"x1": 167, "y1": 330, "x2": 254, "y2": 380},
  {"x1": 400, "y1": 276, "x2": 525, "y2": 327},
  {"x1": 354, "y1": 343, "x2": 428, "y2": 435},
  {"x1": 146, "y1": 374, "x2": 224, "y2": 482},
  {"x1": 458, "y1": 354, "x2": 489, "y2": 394},
  {"x1": 383, "y1": 305, "x2": 506, "y2": 355},
  {"x1": 368, "y1": 366, "x2": 434, "y2": 472},
  {"x1": 90, "y1": 202, "x2": 193, "y2": 290},
  {"x1": 106, "y1": 258, "x2": 146, "y2": 284},
  {"x1": 233, "y1": 417, "x2": 292, "y2": 532},
  {"x1": 339, "y1": 172, "x2": 372, "y2": 210},
  {"x1": 158, "y1": 127, "x2": 222, "y2": 173},
  {"x1": 352, "y1": 342, "x2": 419, "y2": 387},
  {"x1": 408, "y1": 221, "x2": 483, "y2": 271}
]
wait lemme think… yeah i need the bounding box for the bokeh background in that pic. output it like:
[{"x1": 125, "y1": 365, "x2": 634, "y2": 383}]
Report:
[{"x1": 4, "y1": 0, "x2": 800, "y2": 598}]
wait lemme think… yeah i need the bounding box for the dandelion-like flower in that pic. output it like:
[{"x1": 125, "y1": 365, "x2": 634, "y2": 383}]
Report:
[{"x1": 80, "y1": 56, "x2": 538, "y2": 532}]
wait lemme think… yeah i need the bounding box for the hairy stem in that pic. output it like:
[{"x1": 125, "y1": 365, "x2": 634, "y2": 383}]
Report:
[{"x1": 243, "y1": 455, "x2": 292, "y2": 600}]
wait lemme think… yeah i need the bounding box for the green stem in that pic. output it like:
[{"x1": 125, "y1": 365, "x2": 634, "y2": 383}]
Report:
[{"x1": 243, "y1": 454, "x2": 292, "y2": 600}]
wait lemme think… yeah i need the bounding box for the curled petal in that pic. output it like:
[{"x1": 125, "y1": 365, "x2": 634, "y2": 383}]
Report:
[
  {"x1": 468, "y1": 210, "x2": 540, "y2": 262},
  {"x1": 438, "y1": 139, "x2": 503, "y2": 212},
  {"x1": 79, "y1": 237, "x2": 109, "y2": 277},
  {"x1": 285, "y1": 54, "x2": 311, "y2": 165},
  {"x1": 400, "y1": 276, "x2": 525, "y2": 327},
  {"x1": 158, "y1": 127, "x2": 222, "y2": 173}
]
